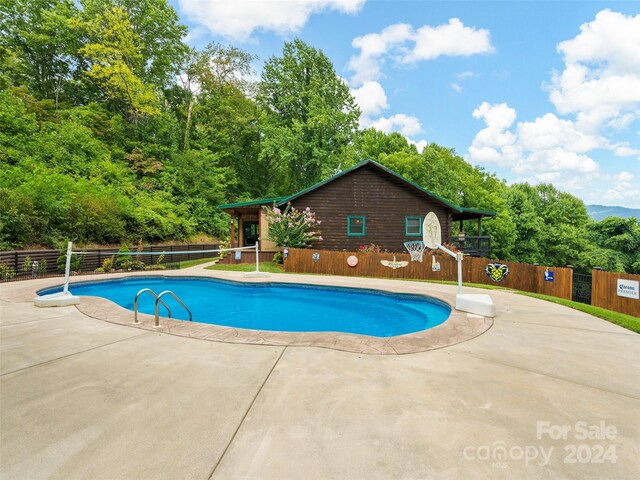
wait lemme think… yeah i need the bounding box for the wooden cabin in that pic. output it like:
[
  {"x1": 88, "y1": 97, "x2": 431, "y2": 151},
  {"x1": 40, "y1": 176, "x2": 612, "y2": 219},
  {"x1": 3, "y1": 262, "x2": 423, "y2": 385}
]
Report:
[{"x1": 218, "y1": 160, "x2": 495, "y2": 258}]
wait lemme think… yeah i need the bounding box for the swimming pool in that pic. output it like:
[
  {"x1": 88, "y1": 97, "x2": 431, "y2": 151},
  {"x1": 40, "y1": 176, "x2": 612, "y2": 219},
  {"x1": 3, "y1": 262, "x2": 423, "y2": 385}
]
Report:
[{"x1": 39, "y1": 277, "x2": 451, "y2": 337}]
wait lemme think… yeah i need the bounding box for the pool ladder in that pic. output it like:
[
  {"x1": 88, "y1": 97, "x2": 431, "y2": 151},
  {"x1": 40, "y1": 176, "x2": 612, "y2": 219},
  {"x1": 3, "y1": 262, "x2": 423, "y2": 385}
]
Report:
[{"x1": 133, "y1": 288, "x2": 193, "y2": 327}]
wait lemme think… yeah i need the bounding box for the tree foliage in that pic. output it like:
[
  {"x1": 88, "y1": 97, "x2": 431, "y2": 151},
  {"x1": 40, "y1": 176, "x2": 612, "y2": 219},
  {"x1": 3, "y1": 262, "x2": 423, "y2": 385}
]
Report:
[{"x1": 258, "y1": 39, "x2": 360, "y2": 194}]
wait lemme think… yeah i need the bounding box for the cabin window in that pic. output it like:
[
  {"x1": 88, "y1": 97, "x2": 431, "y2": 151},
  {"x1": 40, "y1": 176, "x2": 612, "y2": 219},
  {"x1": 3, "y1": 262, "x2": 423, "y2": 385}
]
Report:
[
  {"x1": 405, "y1": 216, "x2": 422, "y2": 236},
  {"x1": 347, "y1": 216, "x2": 366, "y2": 236}
]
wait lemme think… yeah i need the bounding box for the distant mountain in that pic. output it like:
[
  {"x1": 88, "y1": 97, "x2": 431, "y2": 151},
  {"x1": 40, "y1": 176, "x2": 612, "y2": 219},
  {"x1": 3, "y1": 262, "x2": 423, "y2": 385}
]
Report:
[{"x1": 587, "y1": 205, "x2": 640, "y2": 222}]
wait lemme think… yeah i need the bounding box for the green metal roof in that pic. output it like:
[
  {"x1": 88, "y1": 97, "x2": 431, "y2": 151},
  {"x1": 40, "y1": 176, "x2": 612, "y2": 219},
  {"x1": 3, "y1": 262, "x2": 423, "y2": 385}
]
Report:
[
  {"x1": 218, "y1": 197, "x2": 287, "y2": 210},
  {"x1": 275, "y1": 159, "x2": 464, "y2": 212},
  {"x1": 218, "y1": 160, "x2": 496, "y2": 219},
  {"x1": 458, "y1": 207, "x2": 497, "y2": 216}
]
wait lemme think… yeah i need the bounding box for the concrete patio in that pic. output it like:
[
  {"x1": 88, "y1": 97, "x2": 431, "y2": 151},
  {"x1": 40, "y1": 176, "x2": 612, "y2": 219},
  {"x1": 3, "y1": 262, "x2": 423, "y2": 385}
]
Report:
[{"x1": 1, "y1": 270, "x2": 639, "y2": 479}]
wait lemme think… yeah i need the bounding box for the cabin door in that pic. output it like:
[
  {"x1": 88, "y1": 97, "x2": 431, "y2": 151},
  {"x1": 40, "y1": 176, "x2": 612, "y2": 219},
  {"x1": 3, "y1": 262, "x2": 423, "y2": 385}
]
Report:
[{"x1": 242, "y1": 221, "x2": 259, "y2": 246}]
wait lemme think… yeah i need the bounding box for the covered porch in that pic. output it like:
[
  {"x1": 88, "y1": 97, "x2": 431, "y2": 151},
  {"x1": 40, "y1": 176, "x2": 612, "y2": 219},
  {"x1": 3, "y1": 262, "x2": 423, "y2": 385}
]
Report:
[
  {"x1": 218, "y1": 198, "x2": 283, "y2": 263},
  {"x1": 450, "y1": 208, "x2": 495, "y2": 258}
]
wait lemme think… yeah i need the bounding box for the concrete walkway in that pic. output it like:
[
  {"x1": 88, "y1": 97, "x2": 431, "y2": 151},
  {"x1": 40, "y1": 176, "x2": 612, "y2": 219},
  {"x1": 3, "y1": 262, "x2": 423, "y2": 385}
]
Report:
[{"x1": 1, "y1": 271, "x2": 639, "y2": 479}]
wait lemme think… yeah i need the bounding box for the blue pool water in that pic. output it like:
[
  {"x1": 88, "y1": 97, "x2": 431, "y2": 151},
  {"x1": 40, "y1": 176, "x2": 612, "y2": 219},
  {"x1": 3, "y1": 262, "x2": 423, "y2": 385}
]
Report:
[{"x1": 39, "y1": 277, "x2": 451, "y2": 337}]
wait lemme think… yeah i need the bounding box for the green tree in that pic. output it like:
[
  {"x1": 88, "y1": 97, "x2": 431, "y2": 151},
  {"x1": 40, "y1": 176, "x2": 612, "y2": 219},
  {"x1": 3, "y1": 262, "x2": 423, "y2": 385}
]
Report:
[
  {"x1": 586, "y1": 216, "x2": 640, "y2": 273},
  {"x1": 351, "y1": 128, "x2": 417, "y2": 163},
  {"x1": 175, "y1": 44, "x2": 259, "y2": 194},
  {"x1": 258, "y1": 39, "x2": 360, "y2": 193},
  {"x1": 72, "y1": 6, "x2": 159, "y2": 118},
  {"x1": 1, "y1": 0, "x2": 78, "y2": 101},
  {"x1": 0, "y1": 88, "x2": 37, "y2": 164},
  {"x1": 163, "y1": 149, "x2": 233, "y2": 237},
  {"x1": 81, "y1": 0, "x2": 188, "y2": 88}
]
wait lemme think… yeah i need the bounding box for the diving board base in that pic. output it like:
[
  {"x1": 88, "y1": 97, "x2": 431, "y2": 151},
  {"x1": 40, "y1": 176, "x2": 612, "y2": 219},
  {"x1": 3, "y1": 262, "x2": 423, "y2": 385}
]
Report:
[
  {"x1": 455, "y1": 293, "x2": 495, "y2": 318},
  {"x1": 34, "y1": 292, "x2": 80, "y2": 307}
]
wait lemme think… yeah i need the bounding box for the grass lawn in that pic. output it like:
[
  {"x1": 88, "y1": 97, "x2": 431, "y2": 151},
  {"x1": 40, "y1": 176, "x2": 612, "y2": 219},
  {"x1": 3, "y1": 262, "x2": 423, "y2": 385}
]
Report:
[
  {"x1": 206, "y1": 262, "x2": 284, "y2": 273},
  {"x1": 516, "y1": 291, "x2": 640, "y2": 334}
]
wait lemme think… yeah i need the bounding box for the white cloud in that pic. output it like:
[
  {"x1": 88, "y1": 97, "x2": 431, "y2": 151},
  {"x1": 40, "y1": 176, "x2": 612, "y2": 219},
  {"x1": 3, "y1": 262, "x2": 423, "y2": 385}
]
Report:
[
  {"x1": 514, "y1": 149, "x2": 599, "y2": 175},
  {"x1": 615, "y1": 171, "x2": 633, "y2": 182},
  {"x1": 603, "y1": 171, "x2": 640, "y2": 203},
  {"x1": 403, "y1": 18, "x2": 494, "y2": 63},
  {"x1": 457, "y1": 71, "x2": 478, "y2": 80},
  {"x1": 466, "y1": 102, "x2": 599, "y2": 175},
  {"x1": 348, "y1": 23, "x2": 413, "y2": 85},
  {"x1": 450, "y1": 83, "x2": 463, "y2": 93},
  {"x1": 472, "y1": 102, "x2": 517, "y2": 131},
  {"x1": 408, "y1": 138, "x2": 428, "y2": 153},
  {"x1": 557, "y1": 9, "x2": 640, "y2": 74},
  {"x1": 177, "y1": 0, "x2": 365, "y2": 41},
  {"x1": 369, "y1": 114, "x2": 422, "y2": 136},
  {"x1": 348, "y1": 19, "x2": 493, "y2": 85},
  {"x1": 549, "y1": 10, "x2": 640, "y2": 132},
  {"x1": 351, "y1": 81, "x2": 389, "y2": 119},
  {"x1": 613, "y1": 145, "x2": 640, "y2": 157},
  {"x1": 469, "y1": 102, "x2": 518, "y2": 164},
  {"x1": 517, "y1": 113, "x2": 601, "y2": 153}
]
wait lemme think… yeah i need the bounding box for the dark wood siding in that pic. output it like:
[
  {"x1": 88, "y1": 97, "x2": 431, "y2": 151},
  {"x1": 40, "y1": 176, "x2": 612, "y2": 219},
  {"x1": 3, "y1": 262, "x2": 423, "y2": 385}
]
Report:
[{"x1": 288, "y1": 164, "x2": 452, "y2": 252}]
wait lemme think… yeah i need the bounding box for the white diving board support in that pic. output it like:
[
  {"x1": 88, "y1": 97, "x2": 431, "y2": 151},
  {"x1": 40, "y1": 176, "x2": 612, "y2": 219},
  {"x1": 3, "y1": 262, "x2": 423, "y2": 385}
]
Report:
[
  {"x1": 34, "y1": 241, "x2": 80, "y2": 307},
  {"x1": 423, "y1": 212, "x2": 495, "y2": 318}
]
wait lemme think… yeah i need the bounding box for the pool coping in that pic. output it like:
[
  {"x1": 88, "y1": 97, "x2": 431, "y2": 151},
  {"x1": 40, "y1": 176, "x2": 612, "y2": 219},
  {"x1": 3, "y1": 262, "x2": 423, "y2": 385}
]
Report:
[{"x1": 13, "y1": 267, "x2": 493, "y2": 355}]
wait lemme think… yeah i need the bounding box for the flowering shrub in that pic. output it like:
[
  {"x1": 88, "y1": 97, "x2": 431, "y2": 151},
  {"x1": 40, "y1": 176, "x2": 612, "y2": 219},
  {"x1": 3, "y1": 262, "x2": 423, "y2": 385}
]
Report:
[
  {"x1": 359, "y1": 243, "x2": 386, "y2": 253},
  {"x1": 263, "y1": 203, "x2": 322, "y2": 248}
]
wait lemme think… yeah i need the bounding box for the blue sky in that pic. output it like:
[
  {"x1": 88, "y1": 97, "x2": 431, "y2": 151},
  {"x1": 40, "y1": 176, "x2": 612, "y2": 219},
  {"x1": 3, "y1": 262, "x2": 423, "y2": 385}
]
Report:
[{"x1": 170, "y1": 1, "x2": 640, "y2": 207}]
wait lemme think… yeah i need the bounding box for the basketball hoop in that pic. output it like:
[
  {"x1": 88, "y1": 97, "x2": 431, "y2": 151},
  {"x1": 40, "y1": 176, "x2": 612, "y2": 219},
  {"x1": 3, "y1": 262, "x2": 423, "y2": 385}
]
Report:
[{"x1": 404, "y1": 241, "x2": 426, "y2": 262}]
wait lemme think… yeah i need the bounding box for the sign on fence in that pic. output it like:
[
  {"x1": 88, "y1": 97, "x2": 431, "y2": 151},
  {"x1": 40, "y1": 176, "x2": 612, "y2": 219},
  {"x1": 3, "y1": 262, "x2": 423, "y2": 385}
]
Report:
[
  {"x1": 544, "y1": 269, "x2": 554, "y2": 282},
  {"x1": 616, "y1": 279, "x2": 639, "y2": 299}
]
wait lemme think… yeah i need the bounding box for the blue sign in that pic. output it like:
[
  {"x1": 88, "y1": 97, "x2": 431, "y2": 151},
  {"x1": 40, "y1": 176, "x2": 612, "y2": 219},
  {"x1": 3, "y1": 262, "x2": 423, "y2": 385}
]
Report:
[
  {"x1": 234, "y1": 250, "x2": 242, "y2": 260},
  {"x1": 544, "y1": 269, "x2": 554, "y2": 282}
]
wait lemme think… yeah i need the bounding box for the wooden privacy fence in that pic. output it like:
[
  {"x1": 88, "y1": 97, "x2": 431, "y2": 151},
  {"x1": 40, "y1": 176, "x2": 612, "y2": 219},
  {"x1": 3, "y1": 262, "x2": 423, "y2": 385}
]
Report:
[
  {"x1": 591, "y1": 270, "x2": 640, "y2": 318},
  {"x1": 285, "y1": 248, "x2": 573, "y2": 300},
  {"x1": 218, "y1": 251, "x2": 276, "y2": 265}
]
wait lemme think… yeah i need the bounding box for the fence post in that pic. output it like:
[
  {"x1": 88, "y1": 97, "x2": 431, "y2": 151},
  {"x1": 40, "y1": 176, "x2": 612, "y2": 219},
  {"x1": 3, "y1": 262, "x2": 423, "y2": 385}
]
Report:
[{"x1": 14, "y1": 251, "x2": 18, "y2": 272}]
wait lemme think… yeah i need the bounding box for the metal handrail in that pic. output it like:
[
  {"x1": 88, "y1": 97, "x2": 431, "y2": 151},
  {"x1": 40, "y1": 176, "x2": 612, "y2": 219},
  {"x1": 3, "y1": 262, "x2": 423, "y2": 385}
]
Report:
[
  {"x1": 155, "y1": 290, "x2": 192, "y2": 326},
  {"x1": 134, "y1": 288, "x2": 172, "y2": 324}
]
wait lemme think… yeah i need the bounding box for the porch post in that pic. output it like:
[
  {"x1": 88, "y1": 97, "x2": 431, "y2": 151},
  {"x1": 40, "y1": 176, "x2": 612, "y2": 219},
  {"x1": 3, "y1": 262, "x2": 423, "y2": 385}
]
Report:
[
  {"x1": 257, "y1": 207, "x2": 262, "y2": 253},
  {"x1": 230, "y1": 211, "x2": 236, "y2": 247},
  {"x1": 459, "y1": 219, "x2": 463, "y2": 234},
  {"x1": 477, "y1": 216, "x2": 482, "y2": 236}
]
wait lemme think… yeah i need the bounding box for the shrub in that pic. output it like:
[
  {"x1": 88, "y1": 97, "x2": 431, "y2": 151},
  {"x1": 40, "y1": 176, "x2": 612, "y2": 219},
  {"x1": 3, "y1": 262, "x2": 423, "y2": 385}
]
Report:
[
  {"x1": 359, "y1": 244, "x2": 385, "y2": 253},
  {"x1": 115, "y1": 244, "x2": 131, "y2": 269},
  {"x1": 37, "y1": 258, "x2": 47, "y2": 275},
  {"x1": 96, "y1": 256, "x2": 114, "y2": 273},
  {"x1": 262, "y1": 203, "x2": 322, "y2": 248},
  {"x1": 1, "y1": 262, "x2": 16, "y2": 280},
  {"x1": 273, "y1": 251, "x2": 284, "y2": 264},
  {"x1": 57, "y1": 252, "x2": 84, "y2": 272},
  {"x1": 21, "y1": 255, "x2": 32, "y2": 273}
]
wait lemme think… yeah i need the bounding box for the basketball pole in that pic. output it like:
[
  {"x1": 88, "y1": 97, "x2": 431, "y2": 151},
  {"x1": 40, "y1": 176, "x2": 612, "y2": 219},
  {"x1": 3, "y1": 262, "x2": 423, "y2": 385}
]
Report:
[{"x1": 436, "y1": 243, "x2": 463, "y2": 295}]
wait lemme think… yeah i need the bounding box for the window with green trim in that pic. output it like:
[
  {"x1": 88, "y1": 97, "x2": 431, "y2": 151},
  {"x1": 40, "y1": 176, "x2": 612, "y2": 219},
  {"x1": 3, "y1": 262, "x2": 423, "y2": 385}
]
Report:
[
  {"x1": 347, "y1": 216, "x2": 366, "y2": 236},
  {"x1": 405, "y1": 216, "x2": 422, "y2": 236}
]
